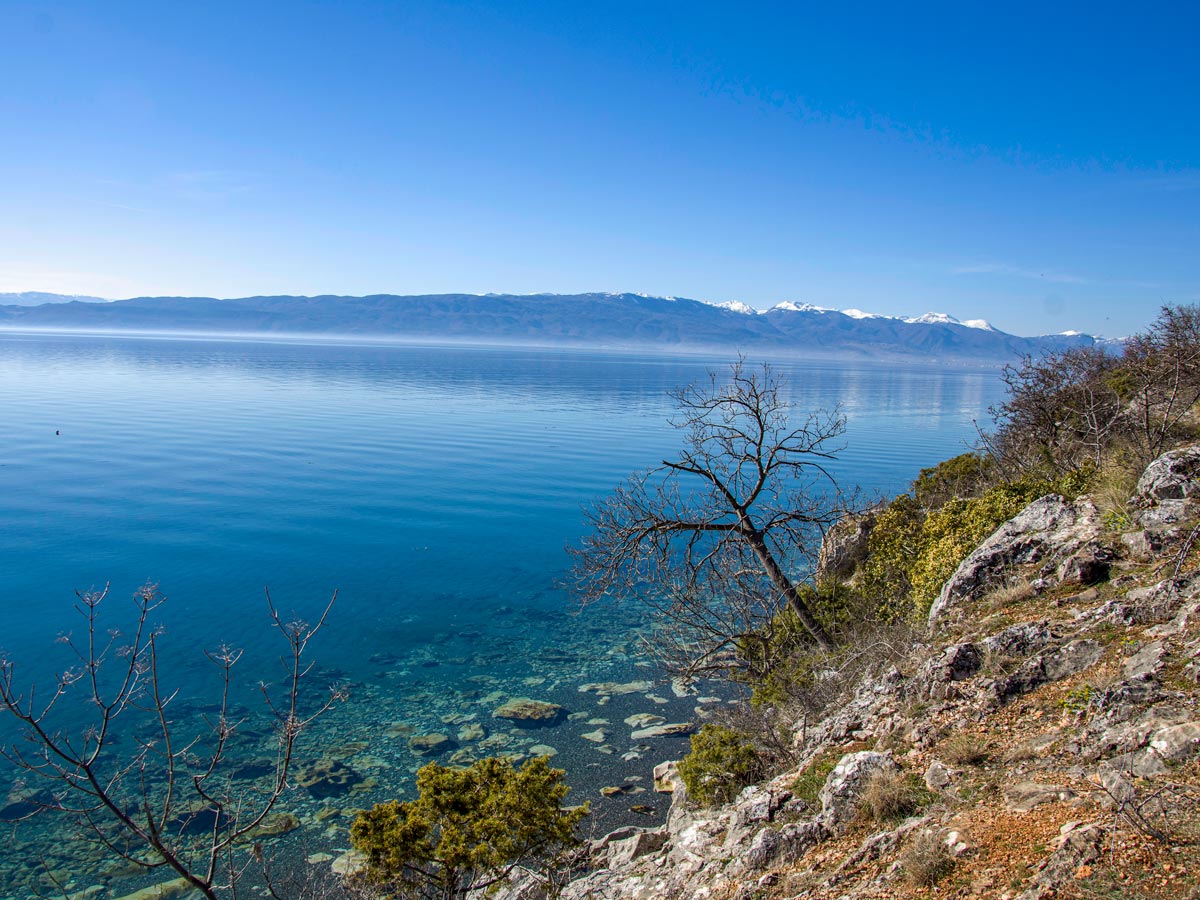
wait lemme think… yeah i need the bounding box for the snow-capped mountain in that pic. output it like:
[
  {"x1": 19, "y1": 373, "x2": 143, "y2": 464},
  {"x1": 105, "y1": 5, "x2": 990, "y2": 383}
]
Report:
[{"x1": 0, "y1": 292, "x2": 1096, "y2": 363}]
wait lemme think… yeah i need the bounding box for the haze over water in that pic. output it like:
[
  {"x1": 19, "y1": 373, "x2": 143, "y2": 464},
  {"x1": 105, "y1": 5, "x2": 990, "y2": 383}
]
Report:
[{"x1": 0, "y1": 332, "x2": 1005, "y2": 893}]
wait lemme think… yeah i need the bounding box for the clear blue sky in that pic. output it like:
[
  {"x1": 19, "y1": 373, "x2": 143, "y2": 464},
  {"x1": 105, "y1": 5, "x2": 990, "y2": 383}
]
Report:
[{"x1": 1, "y1": 1, "x2": 1196, "y2": 337}]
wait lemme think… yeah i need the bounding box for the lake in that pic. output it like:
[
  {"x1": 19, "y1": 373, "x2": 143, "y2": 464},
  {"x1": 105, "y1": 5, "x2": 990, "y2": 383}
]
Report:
[{"x1": 0, "y1": 333, "x2": 1005, "y2": 895}]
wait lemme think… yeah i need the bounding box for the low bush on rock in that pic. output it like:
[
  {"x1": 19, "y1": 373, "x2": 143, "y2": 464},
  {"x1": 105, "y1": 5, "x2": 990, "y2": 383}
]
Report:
[{"x1": 677, "y1": 724, "x2": 765, "y2": 807}]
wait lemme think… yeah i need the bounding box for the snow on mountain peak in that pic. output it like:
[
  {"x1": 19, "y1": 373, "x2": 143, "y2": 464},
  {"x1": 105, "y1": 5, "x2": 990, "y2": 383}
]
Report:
[
  {"x1": 771, "y1": 301, "x2": 833, "y2": 313},
  {"x1": 905, "y1": 311, "x2": 960, "y2": 326},
  {"x1": 962, "y1": 318, "x2": 997, "y2": 331},
  {"x1": 712, "y1": 300, "x2": 759, "y2": 315},
  {"x1": 841, "y1": 308, "x2": 890, "y2": 320}
]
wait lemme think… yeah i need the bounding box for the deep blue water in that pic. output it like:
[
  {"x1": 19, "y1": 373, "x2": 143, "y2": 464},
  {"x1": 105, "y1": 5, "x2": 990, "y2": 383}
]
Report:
[{"x1": 0, "y1": 333, "x2": 1005, "y2": 893}]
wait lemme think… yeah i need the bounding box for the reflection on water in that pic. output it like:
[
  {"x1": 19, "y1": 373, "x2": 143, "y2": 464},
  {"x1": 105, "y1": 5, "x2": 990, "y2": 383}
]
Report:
[{"x1": 0, "y1": 333, "x2": 1005, "y2": 896}]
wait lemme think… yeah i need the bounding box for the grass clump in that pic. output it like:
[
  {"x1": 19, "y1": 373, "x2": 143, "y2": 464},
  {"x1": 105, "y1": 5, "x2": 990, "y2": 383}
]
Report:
[
  {"x1": 858, "y1": 771, "x2": 932, "y2": 825},
  {"x1": 941, "y1": 733, "x2": 988, "y2": 766},
  {"x1": 789, "y1": 749, "x2": 841, "y2": 806},
  {"x1": 677, "y1": 724, "x2": 764, "y2": 807},
  {"x1": 901, "y1": 829, "x2": 954, "y2": 886}
]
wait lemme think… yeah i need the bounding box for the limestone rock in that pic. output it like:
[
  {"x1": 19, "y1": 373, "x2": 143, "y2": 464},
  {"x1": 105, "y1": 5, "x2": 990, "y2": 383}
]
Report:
[
  {"x1": 653, "y1": 760, "x2": 681, "y2": 793},
  {"x1": 929, "y1": 494, "x2": 1102, "y2": 623},
  {"x1": 624, "y1": 713, "x2": 666, "y2": 728},
  {"x1": 457, "y1": 722, "x2": 486, "y2": 741},
  {"x1": 1030, "y1": 824, "x2": 1106, "y2": 893},
  {"x1": 1149, "y1": 721, "x2": 1200, "y2": 762},
  {"x1": 818, "y1": 750, "x2": 898, "y2": 829},
  {"x1": 295, "y1": 759, "x2": 364, "y2": 798},
  {"x1": 1123, "y1": 640, "x2": 1166, "y2": 678},
  {"x1": 924, "y1": 759, "x2": 955, "y2": 792},
  {"x1": 331, "y1": 849, "x2": 367, "y2": 877},
  {"x1": 1137, "y1": 445, "x2": 1200, "y2": 501},
  {"x1": 595, "y1": 830, "x2": 672, "y2": 868},
  {"x1": 409, "y1": 733, "x2": 457, "y2": 756},
  {"x1": 111, "y1": 878, "x2": 196, "y2": 900},
  {"x1": 252, "y1": 811, "x2": 300, "y2": 837},
  {"x1": 1003, "y1": 781, "x2": 1078, "y2": 812},
  {"x1": 630, "y1": 722, "x2": 697, "y2": 740},
  {"x1": 817, "y1": 510, "x2": 877, "y2": 581},
  {"x1": 578, "y1": 680, "x2": 654, "y2": 696},
  {"x1": 491, "y1": 697, "x2": 567, "y2": 727}
]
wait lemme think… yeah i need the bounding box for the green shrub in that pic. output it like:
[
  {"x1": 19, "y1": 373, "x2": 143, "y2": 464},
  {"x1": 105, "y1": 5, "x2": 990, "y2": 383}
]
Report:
[
  {"x1": 860, "y1": 478, "x2": 1054, "y2": 620},
  {"x1": 677, "y1": 725, "x2": 764, "y2": 807},
  {"x1": 913, "y1": 452, "x2": 994, "y2": 507},
  {"x1": 351, "y1": 756, "x2": 586, "y2": 899}
]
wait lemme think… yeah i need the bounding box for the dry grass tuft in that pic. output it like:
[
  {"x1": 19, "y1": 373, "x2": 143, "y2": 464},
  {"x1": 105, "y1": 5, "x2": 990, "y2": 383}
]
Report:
[
  {"x1": 858, "y1": 770, "x2": 929, "y2": 825},
  {"x1": 941, "y1": 733, "x2": 988, "y2": 766},
  {"x1": 900, "y1": 829, "x2": 953, "y2": 886}
]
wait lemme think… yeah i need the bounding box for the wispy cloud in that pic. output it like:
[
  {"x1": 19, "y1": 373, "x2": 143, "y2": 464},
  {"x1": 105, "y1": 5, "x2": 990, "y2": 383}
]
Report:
[
  {"x1": 1129, "y1": 171, "x2": 1200, "y2": 193},
  {"x1": 952, "y1": 263, "x2": 1086, "y2": 285},
  {"x1": 160, "y1": 169, "x2": 256, "y2": 202}
]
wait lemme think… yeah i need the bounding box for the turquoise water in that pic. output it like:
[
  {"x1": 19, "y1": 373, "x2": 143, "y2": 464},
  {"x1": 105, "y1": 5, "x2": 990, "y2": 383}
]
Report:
[{"x1": 0, "y1": 333, "x2": 1004, "y2": 894}]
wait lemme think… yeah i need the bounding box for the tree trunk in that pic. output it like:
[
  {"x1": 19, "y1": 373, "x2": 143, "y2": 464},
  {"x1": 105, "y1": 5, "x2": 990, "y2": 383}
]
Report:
[{"x1": 745, "y1": 530, "x2": 835, "y2": 650}]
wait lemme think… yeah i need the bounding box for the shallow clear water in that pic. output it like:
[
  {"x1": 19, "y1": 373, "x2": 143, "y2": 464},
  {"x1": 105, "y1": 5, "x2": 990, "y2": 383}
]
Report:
[{"x1": 0, "y1": 333, "x2": 1004, "y2": 894}]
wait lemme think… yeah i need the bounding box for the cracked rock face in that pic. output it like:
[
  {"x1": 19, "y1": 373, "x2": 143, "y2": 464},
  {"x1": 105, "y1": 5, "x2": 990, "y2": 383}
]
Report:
[
  {"x1": 818, "y1": 750, "x2": 898, "y2": 829},
  {"x1": 929, "y1": 494, "x2": 1103, "y2": 624},
  {"x1": 1137, "y1": 445, "x2": 1200, "y2": 501}
]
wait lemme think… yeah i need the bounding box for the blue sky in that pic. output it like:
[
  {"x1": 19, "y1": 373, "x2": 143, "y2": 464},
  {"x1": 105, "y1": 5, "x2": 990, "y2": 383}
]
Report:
[{"x1": 1, "y1": 1, "x2": 1196, "y2": 337}]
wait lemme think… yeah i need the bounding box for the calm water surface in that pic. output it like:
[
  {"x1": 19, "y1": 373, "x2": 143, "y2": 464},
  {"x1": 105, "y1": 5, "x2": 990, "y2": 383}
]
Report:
[{"x1": 0, "y1": 333, "x2": 1004, "y2": 894}]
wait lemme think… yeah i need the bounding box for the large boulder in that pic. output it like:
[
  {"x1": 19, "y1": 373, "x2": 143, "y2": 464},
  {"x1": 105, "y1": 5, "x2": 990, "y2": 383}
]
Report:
[
  {"x1": 1137, "y1": 445, "x2": 1200, "y2": 501},
  {"x1": 491, "y1": 697, "x2": 567, "y2": 728},
  {"x1": 818, "y1": 750, "x2": 898, "y2": 829},
  {"x1": 929, "y1": 494, "x2": 1102, "y2": 624}
]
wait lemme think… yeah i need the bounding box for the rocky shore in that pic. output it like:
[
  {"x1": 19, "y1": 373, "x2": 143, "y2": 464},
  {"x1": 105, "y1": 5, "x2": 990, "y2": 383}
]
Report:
[{"x1": 512, "y1": 446, "x2": 1200, "y2": 900}]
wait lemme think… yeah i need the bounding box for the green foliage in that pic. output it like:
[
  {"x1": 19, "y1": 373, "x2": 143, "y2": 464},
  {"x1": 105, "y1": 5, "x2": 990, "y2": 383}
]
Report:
[
  {"x1": 859, "y1": 478, "x2": 1054, "y2": 620},
  {"x1": 350, "y1": 756, "x2": 587, "y2": 900},
  {"x1": 1060, "y1": 683, "x2": 1096, "y2": 715},
  {"x1": 857, "y1": 494, "x2": 923, "y2": 621},
  {"x1": 912, "y1": 452, "x2": 994, "y2": 507},
  {"x1": 677, "y1": 724, "x2": 764, "y2": 807},
  {"x1": 789, "y1": 749, "x2": 841, "y2": 805}
]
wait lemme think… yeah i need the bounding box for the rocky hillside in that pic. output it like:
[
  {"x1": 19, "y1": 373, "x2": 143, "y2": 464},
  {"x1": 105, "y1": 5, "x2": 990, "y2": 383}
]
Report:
[{"x1": 537, "y1": 446, "x2": 1200, "y2": 900}]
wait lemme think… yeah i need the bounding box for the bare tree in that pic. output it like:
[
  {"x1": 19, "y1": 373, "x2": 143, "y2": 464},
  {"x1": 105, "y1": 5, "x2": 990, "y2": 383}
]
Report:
[
  {"x1": 0, "y1": 582, "x2": 344, "y2": 900},
  {"x1": 1123, "y1": 303, "x2": 1200, "y2": 462},
  {"x1": 989, "y1": 346, "x2": 1124, "y2": 477},
  {"x1": 571, "y1": 361, "x2": 844, "y2": 668}
]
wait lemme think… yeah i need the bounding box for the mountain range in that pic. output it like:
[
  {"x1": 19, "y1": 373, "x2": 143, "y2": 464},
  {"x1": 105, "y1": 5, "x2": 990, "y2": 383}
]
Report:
[{"x1": 0, "y1": 292, "x2": 1098, "y2": 362}]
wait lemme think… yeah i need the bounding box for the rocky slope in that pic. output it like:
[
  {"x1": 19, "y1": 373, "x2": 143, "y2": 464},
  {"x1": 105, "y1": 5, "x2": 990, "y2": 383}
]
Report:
[{"x1": 532, "y1": 446, "x2": 1200, "y2": 900}]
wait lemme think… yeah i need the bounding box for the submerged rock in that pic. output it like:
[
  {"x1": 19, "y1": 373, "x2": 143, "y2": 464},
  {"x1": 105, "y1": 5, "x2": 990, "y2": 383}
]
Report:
[
  {"x1": 295, "y1": 759, "x2": 364, "y2": 798},
  {"x1": 491, "y1": 697, "x2": 567, "y2": 727},
  {"x1": 578, "y1": 680, "x2": 655, "y2": 696},
  {"x1": 409, "y1": 733, "x2": 457, "y2": 756}
]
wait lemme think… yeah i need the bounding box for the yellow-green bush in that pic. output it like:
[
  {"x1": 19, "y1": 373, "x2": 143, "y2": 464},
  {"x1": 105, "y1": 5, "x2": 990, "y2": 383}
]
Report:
[
  {"x1": 677, "y1": 724, "x2": 764, "y2": 807},
  {"x1": 860, "y1": 477, "x2": 1056, "y2": 620},
  {"x1": 912, "y1": 452, "x2": 994, "y2": 507}
]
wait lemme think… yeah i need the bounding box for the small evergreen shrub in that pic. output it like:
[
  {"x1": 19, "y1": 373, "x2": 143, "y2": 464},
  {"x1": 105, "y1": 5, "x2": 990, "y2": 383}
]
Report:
[{"x1": 677, "y1": 724, "x2": 764, "y2": 807}]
